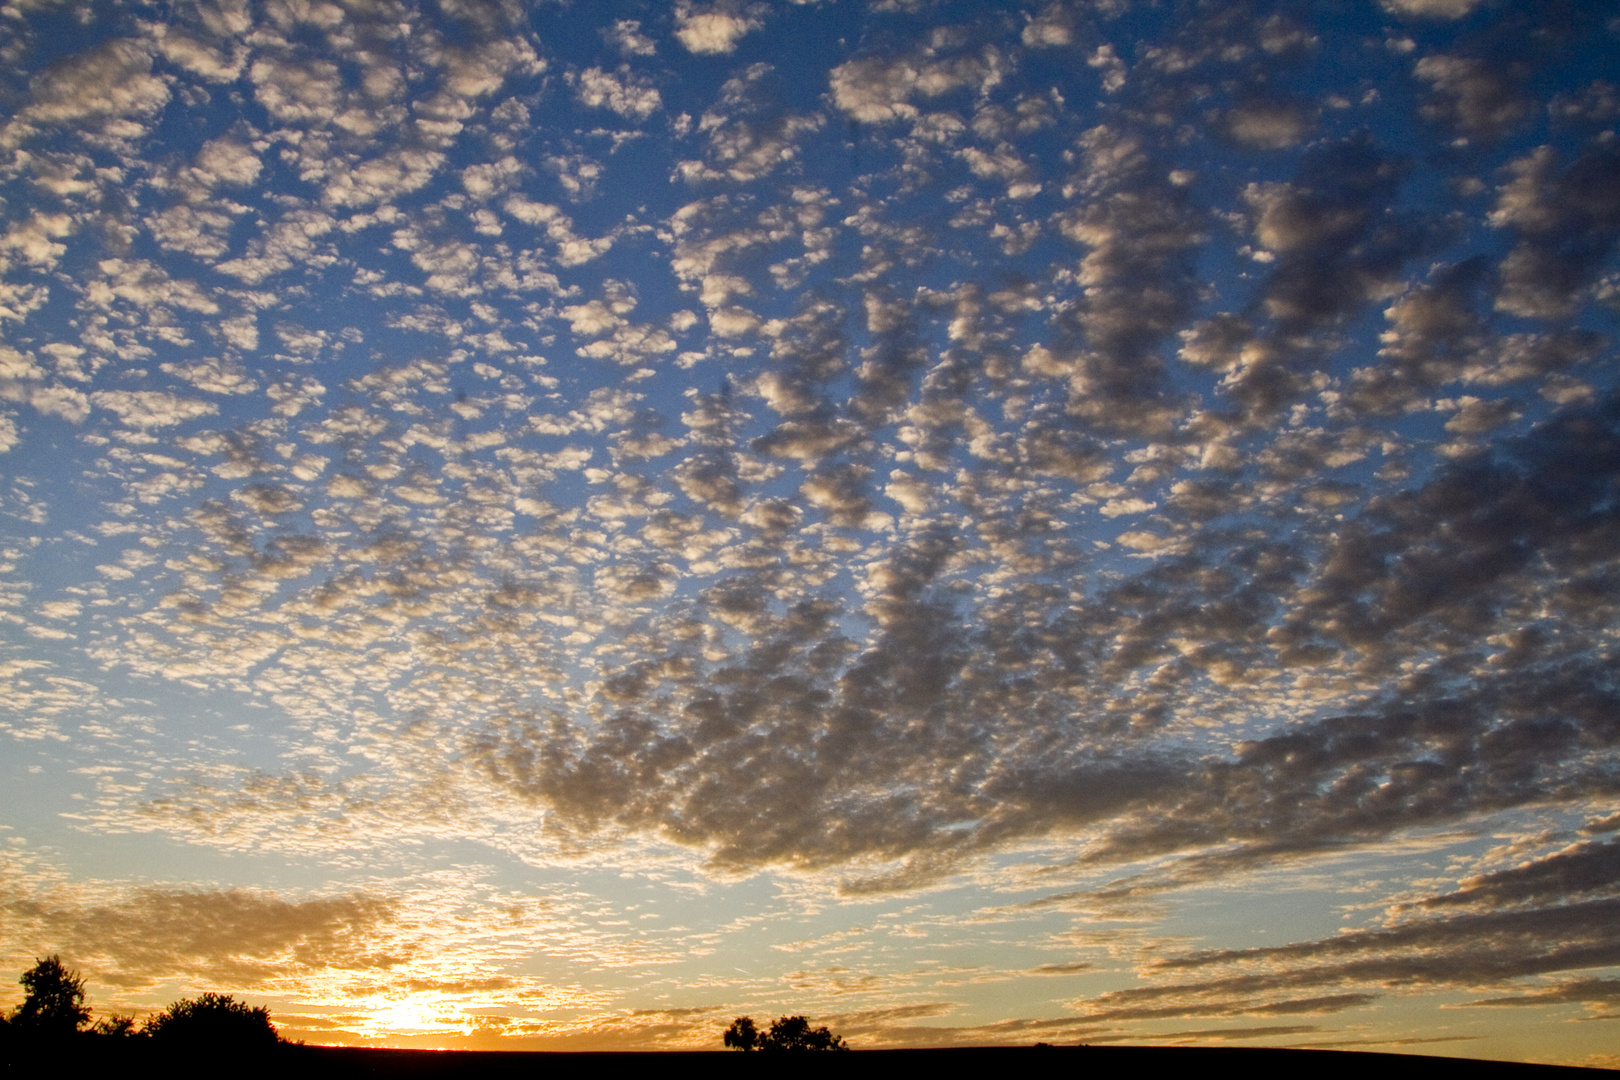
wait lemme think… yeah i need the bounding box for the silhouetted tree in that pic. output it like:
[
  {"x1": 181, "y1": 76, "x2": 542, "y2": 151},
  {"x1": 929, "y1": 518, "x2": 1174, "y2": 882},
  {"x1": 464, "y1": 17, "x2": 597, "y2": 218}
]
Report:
[
  {"x1": 90, "y1": 1014, "x2": 139, "y2": 1038},
  {"x1": 764, "y1": 1015, "x2": 847, "y2": 1051},
  {"x1": 144, "y1": 993, "x2": 277, "y2": 1050},
  {"x1": 11, "y1": 957, "x2": 88, "y2": 1039},
  {"x1": 723, "y1": 1016, "x2": 759, "y2": 1050},
  {"x1": 724, "y1": 1014, "x2": 846, "y2": 1051}
]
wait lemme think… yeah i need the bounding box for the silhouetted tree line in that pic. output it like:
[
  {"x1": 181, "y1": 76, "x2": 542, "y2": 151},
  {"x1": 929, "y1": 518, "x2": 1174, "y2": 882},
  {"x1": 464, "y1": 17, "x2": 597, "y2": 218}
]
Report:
[
  {"x1": 724, "y1": 1015, "x2": 847, "y2": 1051},
  {"x1": 0, "y1": 956, "x2": 279, "y2": 1057}
]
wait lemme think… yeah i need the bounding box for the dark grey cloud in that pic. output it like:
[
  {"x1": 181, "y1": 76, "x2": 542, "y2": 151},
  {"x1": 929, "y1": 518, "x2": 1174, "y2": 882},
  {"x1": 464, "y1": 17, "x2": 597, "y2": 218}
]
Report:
[
  {"x1": 1492, "y1": 144, "x2": 1620, "y2": 320},
  {"x1": 1125, "y1": 1024, "x2": 1321, "y2": 1041},
  {"x1": 1420, "y1": 838, "x2": 1620, "y2": 909},
  {"x1": 1225, "y1": 135, "x2": 1435, "y2": 421},
  {"x1": 455, "y1": 391, "x2": 1620, "y2": 891},
  {"x1": 1050, "y1": 126, "x2": 1202, "y2": 437},
  {"x1": 1060, "y1": 895, "x2": 1620, "y2": 1028},
  {"x1": 1464, "y1": 977, "x2": 1620, "y2": 1013},
  {"x1": 1416, "y1": 54, "x2": 1531, "y2": 140}
]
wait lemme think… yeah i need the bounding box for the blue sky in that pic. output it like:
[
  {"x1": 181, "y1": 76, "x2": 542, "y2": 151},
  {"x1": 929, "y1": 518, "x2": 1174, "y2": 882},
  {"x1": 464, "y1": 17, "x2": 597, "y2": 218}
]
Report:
[{"x1": 1, "y1": 0, "x2": 1618, "y2": 1062}]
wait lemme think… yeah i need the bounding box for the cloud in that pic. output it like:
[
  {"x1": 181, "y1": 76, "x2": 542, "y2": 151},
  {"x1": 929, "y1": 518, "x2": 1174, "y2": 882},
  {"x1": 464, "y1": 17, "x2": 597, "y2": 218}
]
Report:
[
  {"x1": 1053, "y1": 880, "x2": 1620, "y2": 1032},
  {"x1": 1, "y1": 0, "x2": 1618, "y2": 1057},
  {"x1": 462, "y1": 391, "x2": 1620, "y2": 883},
  {"x1": 0, "y1": 347, "x2": 91, "y2": 423},
  {"x1": 676, "y1": 64, "x2": 825, "y2": 184},
  {"x1": 153, "y1": 25, "x2": 246, "y2": 83},
  {"x1": 1463, "y1": 978, "x2": 1620, "y2": 1014},
  {"x1": 602, "y1": 19, "x2": 657, "y2": 57},
  {"x1": 1421, "y1": 838, "x2": 1620, "y2": 910},
  {"x1": 1050, "y1": 126, "x2": 1202, "y2": 436},
  {"x1": 1490, "y1": 144, "x2": 1620, "y2": 319},
  {"x1": 1022, "y1": 4, "x2": 1078, "y2": 48},
  {"x1": 1415, "y1": 54, "x2": 1530, "y2": 139},
  {"x1": 2, "y1": 886, "x2": 403, "y2": 989},
  {"x1": 320, "y1": 148, "x2": 447, "y2": 209},
  {"x1": 160, "y1": 357, "x2": 258, "y2": 395},
  {"x1": 504, "y1": 197, "x2": 615, "y2": 266},
  {"x1": 674, "y1": 2, "x2": 764, "y2": 55},
  {"x1": 1380, "y1": 0, "x2": 1481, "y2": 18},
  {"x1": 1200, "y1": 134, "x2": 1438, "y2": 423},
  {"x1": 1223, "y1": 100, "x2": 1312, "y2": 149},
  {"x1": 1150, "y1": 898, "x2": 1620, "y2": 989},
  {"x1": 1, "y1": 212, "x2": 73, "y2": 272},
  {"x1": 2, "y1": 38, "x2": 170, "y2": 146},
  {"x1": 545, "y1": 153, "x2": 604, "y2": 201},
  {"x1": 92, "y1": 391, "x2": 219, "y2": 429},
  {"x1": 215, "y1": 210, "x2": 338, "y2": 283},
  {"x1": 248, "y1": 53, "x2": 347, "y2": 127},
  {"x1": 829, "y1": 43, "x2": 1005, "y2": 124},
  {"x1": 574, "y1": 66, "x2": 663, "y2": 121}
]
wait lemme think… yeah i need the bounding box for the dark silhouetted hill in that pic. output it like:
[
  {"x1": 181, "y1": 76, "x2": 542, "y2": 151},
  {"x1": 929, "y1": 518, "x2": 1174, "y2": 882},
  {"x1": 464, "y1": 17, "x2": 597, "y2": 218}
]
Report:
[{"x1": 12, "y1": 1043, "x2": 1599, "y2": 1079}]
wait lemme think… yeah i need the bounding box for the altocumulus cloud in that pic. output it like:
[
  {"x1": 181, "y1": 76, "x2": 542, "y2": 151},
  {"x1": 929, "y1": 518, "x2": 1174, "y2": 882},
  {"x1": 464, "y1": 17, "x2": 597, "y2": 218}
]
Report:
[{"x1": 0, "y1": 0, "x2": 1618, "y2": 1061}]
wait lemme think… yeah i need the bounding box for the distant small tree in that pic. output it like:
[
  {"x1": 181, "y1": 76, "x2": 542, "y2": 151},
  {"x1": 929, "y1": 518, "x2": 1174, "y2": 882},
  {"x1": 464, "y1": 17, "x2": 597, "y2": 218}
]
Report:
[
  {"x1": 144, "y1": 993, "x2": 278, "y2": 1050},
  {"x1": 724, "y1": 1014, "x2": 846, "y2": 1051},
  {"x1": 723, "y1": 1015, "x2": 759, "y2": 1050},
  {"x1": 12, "y1": 956, "x2": 89, "y2": 1038}
]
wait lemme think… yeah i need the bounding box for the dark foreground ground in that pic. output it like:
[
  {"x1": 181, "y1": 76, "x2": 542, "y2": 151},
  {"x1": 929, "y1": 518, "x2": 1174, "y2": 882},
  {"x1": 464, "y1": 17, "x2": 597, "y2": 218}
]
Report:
[{"x1": 6, "y1": 1042, "x2": 1612, "y2": 1078}]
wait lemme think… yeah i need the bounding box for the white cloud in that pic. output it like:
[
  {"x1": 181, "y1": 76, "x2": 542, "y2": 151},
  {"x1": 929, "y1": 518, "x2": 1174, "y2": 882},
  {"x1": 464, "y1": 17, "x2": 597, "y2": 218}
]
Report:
[
  {"x1": 1380, "y1": 0, "x2": 1481, "y2": 17},
  {"x1": 603, "y1": 19, "x2": 657, "y2": 56},
  {"x1": 0, "y1": 212, "x2": 72, "y2": 271},
  {"x1": 92, "y1": 390, "x2": 219, "y2": 428},
  {"x1": 1224, "y1": 100, "x2": 1311, "y2": 148},
  {"x1": 160, "y1": 357, "x2": 259, "y2": 395},
  {"x1": 3, "y1": 38, "x2": 170, "y2": 146},
  {"x1": 830, "y1": 46, "x2": 1004, "y2": 124},
  {"x1": 574, "y1": 66, "x2": 662, "y2": 121},
  {"x1": 674, "y1": 1, "x2": 763, "y2": 55},
  {"x1": 153, "y1": 26, "x2": 246, "y2": 83}
]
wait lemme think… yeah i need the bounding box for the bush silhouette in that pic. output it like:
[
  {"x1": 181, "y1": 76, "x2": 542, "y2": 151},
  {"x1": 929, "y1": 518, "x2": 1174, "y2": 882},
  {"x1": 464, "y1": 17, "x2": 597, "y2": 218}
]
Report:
[
  {"x1": 144, "y1": 993, "x2": 277, "y2": 1050},
  {"x1": 90, "y1": 1014, "x2": 139, "y2": 1038},
  {"x1": 724, "y1": 1014, "x2": 846, "y2": 1051},
  {"x1": 11, "y1": 957, "x2": 89, "y2": 1039}
]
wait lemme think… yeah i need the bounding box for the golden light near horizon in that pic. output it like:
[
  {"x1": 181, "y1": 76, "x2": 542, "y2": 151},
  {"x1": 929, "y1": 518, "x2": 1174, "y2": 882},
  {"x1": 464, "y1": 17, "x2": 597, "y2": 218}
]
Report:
[{"x1": 1, "y1": 0, "x2": 1618, "y2": 1066}]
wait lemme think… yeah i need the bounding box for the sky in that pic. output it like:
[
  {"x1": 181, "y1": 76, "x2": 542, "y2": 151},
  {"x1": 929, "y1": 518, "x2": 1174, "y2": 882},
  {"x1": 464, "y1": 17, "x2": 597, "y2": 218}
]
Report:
[{"x1": 0, "y1": 0, "x2": 1618, "y2": 1063}]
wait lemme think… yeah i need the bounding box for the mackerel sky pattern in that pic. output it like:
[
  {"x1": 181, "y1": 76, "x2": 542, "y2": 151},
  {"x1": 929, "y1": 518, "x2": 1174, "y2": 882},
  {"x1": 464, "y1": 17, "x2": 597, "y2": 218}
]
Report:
[{"x1": 1, "y1": 0, "x2": 1618, "y2": 1061}]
